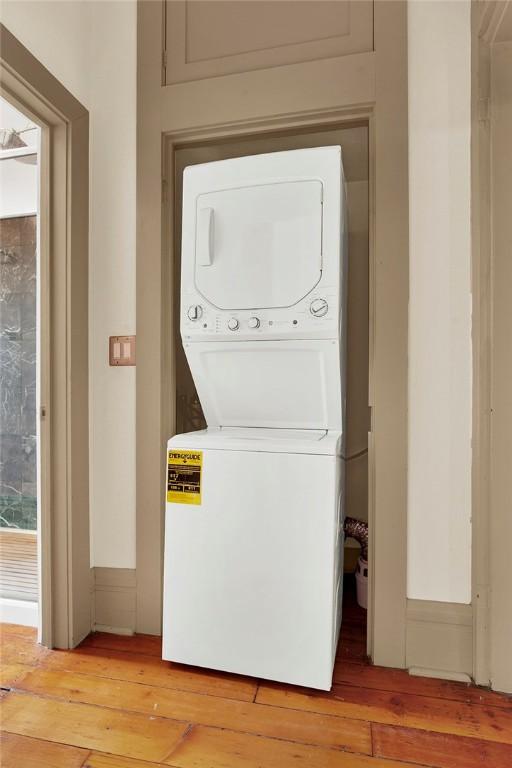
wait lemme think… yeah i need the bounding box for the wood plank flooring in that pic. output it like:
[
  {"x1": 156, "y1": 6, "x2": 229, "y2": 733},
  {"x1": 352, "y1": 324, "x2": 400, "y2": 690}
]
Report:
[{"x1": 1, "y1": 578, "x2": 511, "y2": 768}]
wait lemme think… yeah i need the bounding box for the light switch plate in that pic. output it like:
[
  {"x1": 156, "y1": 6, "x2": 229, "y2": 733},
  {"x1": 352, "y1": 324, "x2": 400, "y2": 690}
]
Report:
[{"x1": 109, "y1": 335, "x2": 136, "y2": 366}]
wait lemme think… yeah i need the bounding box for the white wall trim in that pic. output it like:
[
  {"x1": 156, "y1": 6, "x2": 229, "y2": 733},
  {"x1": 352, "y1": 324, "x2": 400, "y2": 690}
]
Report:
[
  {"x1": 91, "y1": 567, "x2": 136, "y2": 635},
  {"x1": 406, "y1": 599, "x2": 473, "y2": 682}
]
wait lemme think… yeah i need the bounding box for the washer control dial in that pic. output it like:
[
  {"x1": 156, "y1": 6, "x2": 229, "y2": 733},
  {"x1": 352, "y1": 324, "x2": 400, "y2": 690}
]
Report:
[
  {"x1": 187, "y1": 304, "x2": 203, "y2": 321},
  {"x1": 248, "y1": 317, "x2": 260, "y2": 329},
  {"x1": 310, "y1": 298, "x2": 328, "y2": 318},
  {"x1": 227, "y1": 317, "x2": 240, "y2": 331}
]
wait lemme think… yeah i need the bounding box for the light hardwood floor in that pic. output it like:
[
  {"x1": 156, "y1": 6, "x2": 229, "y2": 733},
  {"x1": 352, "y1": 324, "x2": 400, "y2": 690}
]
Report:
[{"x1": 1, "y1": 580, "x2": 511, "y2": 768}]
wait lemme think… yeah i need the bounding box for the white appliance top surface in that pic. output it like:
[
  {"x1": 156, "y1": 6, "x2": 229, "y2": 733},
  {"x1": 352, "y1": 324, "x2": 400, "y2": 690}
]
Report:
[{"x1": 169, "y1": 427, "x2": 342, "y2": 456}]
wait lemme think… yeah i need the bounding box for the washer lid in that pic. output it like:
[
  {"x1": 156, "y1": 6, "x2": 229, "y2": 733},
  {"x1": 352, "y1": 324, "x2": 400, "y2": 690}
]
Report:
[{"x1": 194, "y1": 180, "x2": 323, "y2": 310}]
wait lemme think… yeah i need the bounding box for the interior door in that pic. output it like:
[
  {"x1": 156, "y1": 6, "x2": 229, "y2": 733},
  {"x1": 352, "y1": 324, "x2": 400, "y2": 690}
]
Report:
[{"x1": 194, "y1": 180, "x2": 323, "y2": 309}]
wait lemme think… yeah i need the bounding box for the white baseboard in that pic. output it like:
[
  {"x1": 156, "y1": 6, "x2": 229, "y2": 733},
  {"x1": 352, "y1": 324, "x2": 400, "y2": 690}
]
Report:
[
  {"x1": 406, "y1": 599, "x2": 473, "y2": 681},
  {"x1": 91, "y1": 567, "x2": 136, "y2": 634},
  {"x1": 94, "y1": 624, "x2": 134, "y2": 636},
  {"x1": 408, "y1": 666, "x2": 472, "y2": 684},
  {"x1": 0, "y1": 597, "x2": 38, "y2": 627}
]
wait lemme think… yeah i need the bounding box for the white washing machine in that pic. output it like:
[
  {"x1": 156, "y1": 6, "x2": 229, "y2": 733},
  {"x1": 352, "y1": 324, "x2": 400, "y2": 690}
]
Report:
[{"x1": 163, "y1": 147, "x2": 347, "y2": 690}]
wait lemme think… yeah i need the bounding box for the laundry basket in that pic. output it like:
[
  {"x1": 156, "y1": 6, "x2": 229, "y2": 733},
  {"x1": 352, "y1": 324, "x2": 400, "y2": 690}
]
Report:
[{"x1": 355, "y1": 556, "x2": 368, "y2": 610}]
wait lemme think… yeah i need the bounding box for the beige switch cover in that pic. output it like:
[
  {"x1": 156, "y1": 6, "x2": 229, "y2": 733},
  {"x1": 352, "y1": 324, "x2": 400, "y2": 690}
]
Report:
[{"x1": 109, "y1": 335, "x2": 136, "y2": 366}]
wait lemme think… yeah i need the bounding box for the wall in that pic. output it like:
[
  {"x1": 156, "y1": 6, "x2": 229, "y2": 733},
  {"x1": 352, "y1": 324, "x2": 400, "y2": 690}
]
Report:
[
  {"x1": 2, "y1": 2, "x2": 475, "y2": 605},
  {"x1": 0, "y1": 1, "x2": 90, "y2": 108},
  {"x1": 407, "y1": 0, "x2": 472, "y2": 603},
  {"x1": 88, "y1": 2, "x2": 136, "y2": 569},
  {"x1": 1, "y1": 1, "x2": 137, "y2": 568}
]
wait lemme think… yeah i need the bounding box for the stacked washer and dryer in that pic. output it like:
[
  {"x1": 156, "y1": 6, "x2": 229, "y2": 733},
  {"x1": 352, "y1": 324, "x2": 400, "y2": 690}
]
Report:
[{"x1": 163, "y1": 146, "x2": 348, "y2": 691}]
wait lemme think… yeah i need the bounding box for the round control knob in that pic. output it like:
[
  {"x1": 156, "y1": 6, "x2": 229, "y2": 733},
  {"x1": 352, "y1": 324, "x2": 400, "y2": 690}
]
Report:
[
  {"x1": 310, "y1": 298, "x2": 328, "y2": 318},
  {"x1": 187, "y1": 304, "x2": 203, "y2": 321},
  {"x1": 248, "y1": 317, "x2": 260, "y2": 329},
  {"x1": 227, "y1": 317, "x2": 239, "y2": 331}
]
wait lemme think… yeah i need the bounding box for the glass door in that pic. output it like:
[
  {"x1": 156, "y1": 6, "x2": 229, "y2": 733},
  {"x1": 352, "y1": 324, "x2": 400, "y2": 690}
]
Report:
[{"x1": 0, "y1": 97, "x2": 40, "y2": 627}]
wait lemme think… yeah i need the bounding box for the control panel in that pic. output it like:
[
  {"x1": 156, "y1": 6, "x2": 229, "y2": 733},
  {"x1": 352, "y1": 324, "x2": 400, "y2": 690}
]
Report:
[{"x1": 181, "y1": 285, "x2": 340, "y2": 342}]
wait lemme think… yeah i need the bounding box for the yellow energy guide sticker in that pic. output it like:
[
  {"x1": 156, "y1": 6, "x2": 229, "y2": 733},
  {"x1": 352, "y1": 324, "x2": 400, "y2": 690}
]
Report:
[{"x1": 167, "y1": 450, "x2": 202, "y2": 505}]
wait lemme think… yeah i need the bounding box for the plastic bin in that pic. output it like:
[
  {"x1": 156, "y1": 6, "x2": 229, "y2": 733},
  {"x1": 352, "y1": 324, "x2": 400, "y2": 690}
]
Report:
[{"x1": 355, "y1": 556, "x2": 368, "y2": 610}]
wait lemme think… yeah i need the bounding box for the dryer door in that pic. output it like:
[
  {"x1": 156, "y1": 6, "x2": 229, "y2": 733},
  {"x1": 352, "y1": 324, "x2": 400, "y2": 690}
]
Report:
[{"x1": 194, "y1": 180, "x2": 323, "y2": 310}]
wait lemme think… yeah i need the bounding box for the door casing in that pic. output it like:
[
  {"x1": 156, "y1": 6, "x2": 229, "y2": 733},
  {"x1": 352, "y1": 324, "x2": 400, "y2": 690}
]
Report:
[
  {"x1": 0, "y1": 24, "x2": 91, "y2": 648},
  {"x1": 472, "y1": 0, "x2": 512, "y2": 693}
]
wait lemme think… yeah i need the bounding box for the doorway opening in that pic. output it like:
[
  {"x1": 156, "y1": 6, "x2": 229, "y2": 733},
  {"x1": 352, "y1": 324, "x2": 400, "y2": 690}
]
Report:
[
  {"x1": 171, "y1": 123, "x2": 370, "y2": 658},
  {"x1": 0, "y1": 96, "x2": 40, "y2": 628}
]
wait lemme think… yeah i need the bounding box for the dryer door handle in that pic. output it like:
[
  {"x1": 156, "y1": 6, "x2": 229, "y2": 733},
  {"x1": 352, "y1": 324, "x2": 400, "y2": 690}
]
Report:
[{"x1": 197, "y1": 207, "x2": 214, "y2": 267}]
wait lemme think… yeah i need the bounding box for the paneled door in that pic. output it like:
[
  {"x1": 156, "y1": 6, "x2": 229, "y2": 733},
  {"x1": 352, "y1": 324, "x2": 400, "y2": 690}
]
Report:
[{"x1": 165, "y1": 0, "x2": 373, "y2": 84}]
